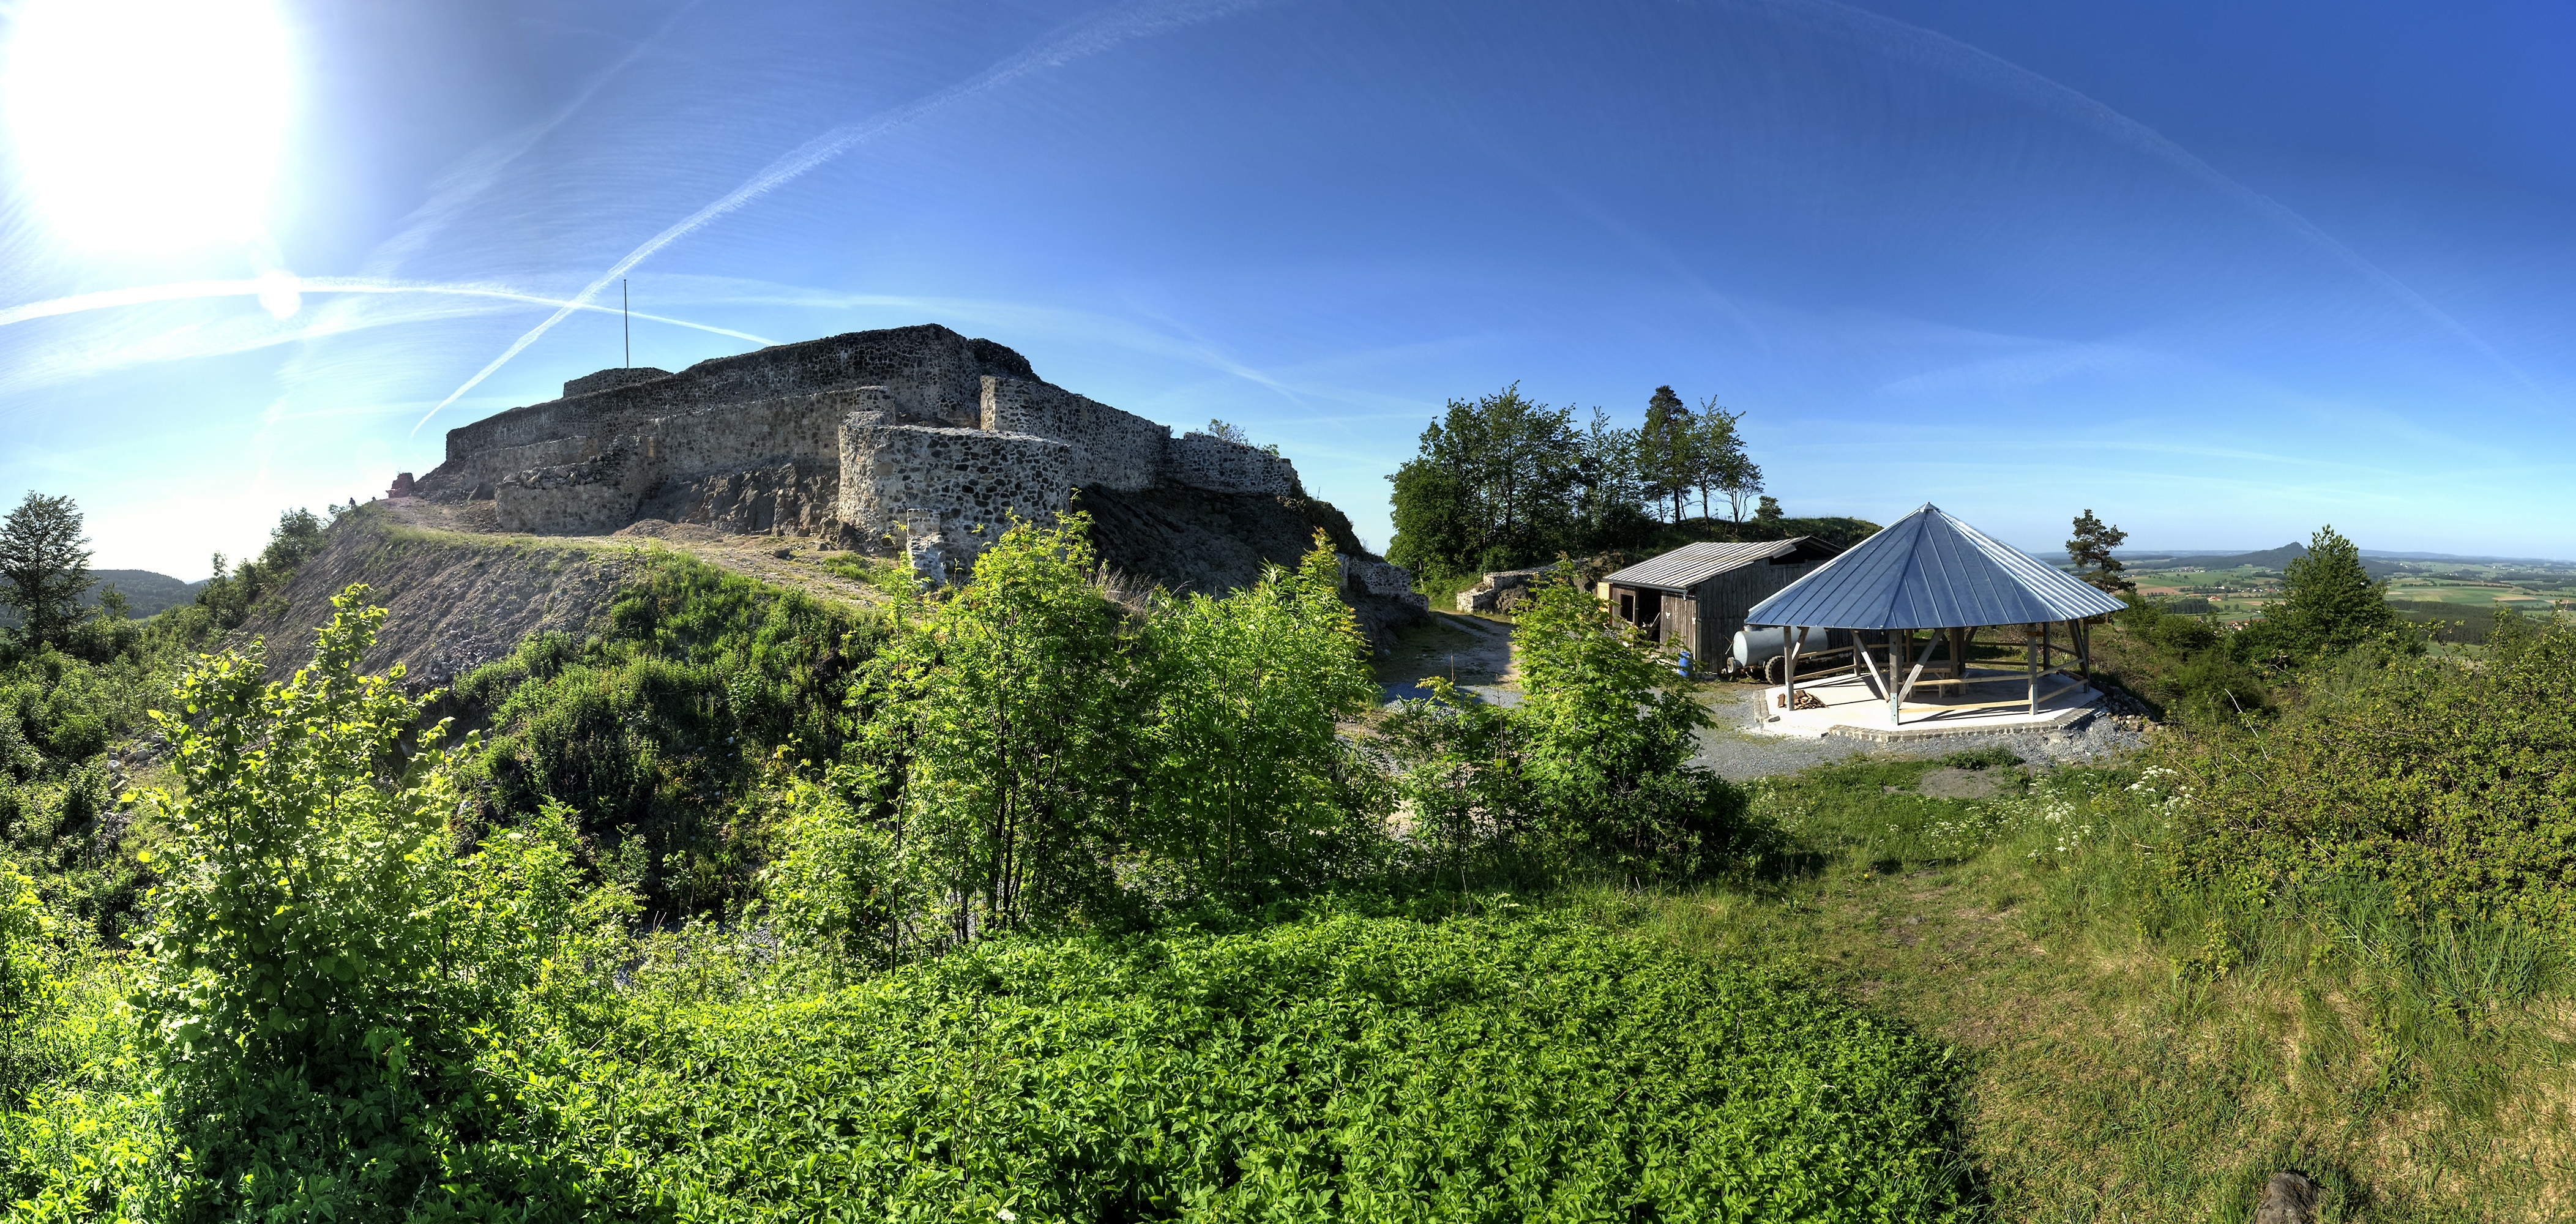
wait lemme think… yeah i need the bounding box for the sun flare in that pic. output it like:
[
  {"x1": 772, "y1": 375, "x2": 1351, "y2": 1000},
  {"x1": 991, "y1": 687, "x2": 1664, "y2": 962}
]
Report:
[{"x1": 2, "y1": 0, "x2": 294, "y2": 254}]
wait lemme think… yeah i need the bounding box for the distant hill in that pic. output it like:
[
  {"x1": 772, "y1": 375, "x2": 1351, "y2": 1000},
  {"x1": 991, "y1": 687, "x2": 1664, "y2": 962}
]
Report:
[
  {"x1": 89, "y1": 569, "x2": 205, "y2": 617},
  {"x1": 0, "y1": 569, "x2": 203, "y2": 628},
  {"x1": 2356, "y1": 549, "x2": 2576, "y2": 564},
  {"x1": 2059, "y1": 543, "x2": 2404, "y2": 581},
  {"x1": 2132, "y1": 543, "x2": 2309, "y2": 571}
]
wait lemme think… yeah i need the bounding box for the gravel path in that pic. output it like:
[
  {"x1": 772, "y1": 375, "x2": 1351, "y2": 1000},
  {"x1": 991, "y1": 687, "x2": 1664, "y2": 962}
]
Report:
[{"x1": 1687, "y1": 684, "x2": 2151, "y2": 780}]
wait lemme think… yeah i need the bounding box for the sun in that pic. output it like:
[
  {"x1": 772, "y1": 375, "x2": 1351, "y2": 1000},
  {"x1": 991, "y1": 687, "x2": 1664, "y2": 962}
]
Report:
[{"x1": 2, "y1": 0, "x2": 294, "y2": 255}]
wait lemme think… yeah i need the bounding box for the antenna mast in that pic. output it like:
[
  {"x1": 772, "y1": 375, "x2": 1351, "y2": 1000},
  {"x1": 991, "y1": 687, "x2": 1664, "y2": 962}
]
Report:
[{"x1": 622, "y1": 279, "x2": 630, "y2": 368}]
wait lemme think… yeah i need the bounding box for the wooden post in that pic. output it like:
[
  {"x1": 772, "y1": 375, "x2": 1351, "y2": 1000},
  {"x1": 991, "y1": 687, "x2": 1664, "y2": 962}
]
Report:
[
  {"x1": 1894, "y1": 630, "x2": 1940, "y2": 725},
  {"x1": 2078, "y1": 621, "x2": 2092, "y2": 680},
  {"x1": 1949, "y1": 626, "x2": 1967, "y2": 681},
  {"x1": 2026, "y1": 623, "x2": 2039, "y2": 715},
  {"x1": 1783, "y1": 625, "x2": 1808, "y2": 720}
]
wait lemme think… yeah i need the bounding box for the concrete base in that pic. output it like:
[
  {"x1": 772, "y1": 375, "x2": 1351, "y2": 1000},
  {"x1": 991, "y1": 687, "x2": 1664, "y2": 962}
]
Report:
[{"x1": 1749, "y1": 670, "x2": 2102, "y2": 741}]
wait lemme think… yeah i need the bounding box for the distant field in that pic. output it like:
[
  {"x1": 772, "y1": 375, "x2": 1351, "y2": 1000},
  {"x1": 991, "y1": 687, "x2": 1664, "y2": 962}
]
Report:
[
  {"x1": 2118, "y1": 557, "x2": 2574, "y2": 621},
  {"x1": 2384, "y1": 577, "x2": 2568, "y2": 608}
]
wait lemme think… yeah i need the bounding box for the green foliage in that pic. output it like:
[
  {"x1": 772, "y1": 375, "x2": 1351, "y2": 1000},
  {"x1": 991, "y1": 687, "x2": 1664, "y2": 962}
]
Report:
[
  {"x1": 457, "y1": 548, "x2": 879, "y2": 918},
  {"x1": 2486, "y1": 603, "x2": 2539, "y2": 664},
  {"x1": 2064, "y1": 509, "x2": 2132, "y2": 594},
  {"x1": 1137, "y1": 543, "x2": 1384, "y2": 907},
  {"x1": 2235, "y1": 524, "x2": 2413, "y2": 665},
  {"x1": 0, "y1": 493, "x2": 92, "y2": 652},
  {"x1": 503, "y1": 913, "x2": 1977, "y2": 1222},
  {"x1": 2172, "y1": 616, "x2": 2576, "y2": 935},
  {"x1": 0, "y1": 864, "x2": 56, "y2": 1108},
  {"x1": 780, "y1": 520, "x2": 1390, "y2": 956},
  {"x1": 2103, "y1": 602, "x2": 2271, "y2": 724},
  {"x1": 1638, "y1": 384, "x2": 1694, "y2": 522},
  {"x1": 1387, "y1": 384, "x2": 1581, "y2": 577},
  {"x1": 1512, "y1": 578, "x2": 1735, "y2": 876},
  {"x1": 862, "y1": 513, "x2": 1135, "y2": 941},
  {"x1": 0, "y1": 643, "x2": 168, "y2": 941},
  {"x1": 1384, "y1": 577, "x2": 1749, "y2": 886},
  {"x1": 129, "y1": 584, "x2": 633, "y2": 1219},
  {"x1": 1697, "y1": 397, "x2": 1763, "y2": 524}
]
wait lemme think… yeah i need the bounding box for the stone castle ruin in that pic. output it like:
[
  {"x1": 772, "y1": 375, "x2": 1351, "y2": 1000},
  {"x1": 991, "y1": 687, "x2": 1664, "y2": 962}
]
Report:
[{"x1": 409, "y1": 324, "x2": 1427, "y2": 635}]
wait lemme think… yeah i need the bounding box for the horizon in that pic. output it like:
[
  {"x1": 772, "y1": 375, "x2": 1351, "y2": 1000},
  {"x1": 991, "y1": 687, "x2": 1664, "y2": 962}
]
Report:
[{"x1": 4, "y1": 1, "x2": 2572, "y2": 575}]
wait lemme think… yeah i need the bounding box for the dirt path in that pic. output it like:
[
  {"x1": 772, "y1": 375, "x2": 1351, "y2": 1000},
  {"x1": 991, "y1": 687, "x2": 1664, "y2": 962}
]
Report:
[
  {"x1": 1373, "y1": 611, "x2": 1518, "y2": 706},
  {"x1": 383, "y1": 500, "x2": 886, "y2": 611}
]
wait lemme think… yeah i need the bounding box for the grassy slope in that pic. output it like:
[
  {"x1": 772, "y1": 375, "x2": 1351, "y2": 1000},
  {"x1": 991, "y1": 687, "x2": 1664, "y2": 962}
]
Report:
[{"x1": 1587, "y1": 753, "x2": 2574, "y2": 1223}]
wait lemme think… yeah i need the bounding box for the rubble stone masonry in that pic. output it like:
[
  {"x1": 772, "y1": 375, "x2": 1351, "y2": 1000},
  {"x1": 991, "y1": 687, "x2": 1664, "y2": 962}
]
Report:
[{"x1": 414, "y1": 324, "x2": 1365, "y2": 580}]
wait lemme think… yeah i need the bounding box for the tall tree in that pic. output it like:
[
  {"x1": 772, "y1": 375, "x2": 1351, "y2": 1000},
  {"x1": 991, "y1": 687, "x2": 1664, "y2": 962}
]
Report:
[
  {"x1": 0, "y1": 493, "x2": 92, "y2": 649},
  {"x1": 1693, "y1": 398, "x2": 1762, "y2": 524},
  {"x1": 1569, "y1": 406, "x2": 1649, "y2": 551},
  {"x1": 1638, "y1": 386, "x2": 1694, "y2": 523},
  {"x1": 2275, "y1": 524, "x2": 2406, "y2": 657},
  {"x1": 2065, "y1": 509, "x2": 2134, "y2": 594},
  {"x1": 1386, "y1": 385, "x2": 1578, "y2": 575}
]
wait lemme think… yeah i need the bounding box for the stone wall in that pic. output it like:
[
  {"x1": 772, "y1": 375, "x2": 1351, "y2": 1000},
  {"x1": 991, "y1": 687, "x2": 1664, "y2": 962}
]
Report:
[
  {"x1": 421, "y1": 324, "x2": 1370, "y2": 588},
  {"x1": 1165, "y1": 432, "x2": 1301, "y2": 496},
  {"x1": 834, "y1": 412, "x2": 1077, "y2": 554},
  {"x1": 564, "y1": 367, "x2": 671, "y2": 398},
  {"x1": 979, "y1": 376, "x2": 1168, "y2": 491},
  {"x1": 440, "y1": 324, "x2": 1030, "y2": 463}
]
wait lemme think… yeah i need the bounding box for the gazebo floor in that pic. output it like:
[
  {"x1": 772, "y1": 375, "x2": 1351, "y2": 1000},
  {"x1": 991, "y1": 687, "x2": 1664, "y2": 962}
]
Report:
[{"x1": 1747, "y1": 670, "x2": 2104, "y2": 742}]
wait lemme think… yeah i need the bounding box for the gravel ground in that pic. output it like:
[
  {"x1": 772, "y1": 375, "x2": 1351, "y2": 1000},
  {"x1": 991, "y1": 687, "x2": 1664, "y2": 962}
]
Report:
[{"x1": 1686, "y1": 684, "x2": 2152, "y2": 780}]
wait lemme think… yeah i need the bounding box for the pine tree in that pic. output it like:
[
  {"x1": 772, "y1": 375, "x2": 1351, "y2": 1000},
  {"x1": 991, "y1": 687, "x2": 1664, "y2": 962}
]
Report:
[
  {"x1": 1640, "y1": 386, "x2": 1693, "y2": 523},
  {"x1": 0, "y1": 493, "x2": 92, "y2": 649},
  {"x1": 2065, "y1": 509, "x2": 2133, "y2": 594},
  {"x1": 2277, "y1": 524, "x2": 2405, "y2": 656}
]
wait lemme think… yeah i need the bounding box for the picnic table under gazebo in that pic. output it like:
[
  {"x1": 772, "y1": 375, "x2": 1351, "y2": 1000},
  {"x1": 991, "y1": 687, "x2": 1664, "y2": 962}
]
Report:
[{"x1": 1741, "y1": 504, "x2": 2128, "y2": 732}]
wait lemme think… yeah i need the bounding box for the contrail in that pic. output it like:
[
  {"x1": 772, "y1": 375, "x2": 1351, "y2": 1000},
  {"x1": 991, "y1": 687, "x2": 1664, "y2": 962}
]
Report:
[
  {"x1": 413, "y1": 0, "x2": 1271, "y2": 434},
  {"x1": 1755, "y1": 0, "x2": 2550, "y2": 405},
  {"x1": 363, "y1": 2, "x2": 700, "y2": 280},
  {"x1": 0, "y1": 277, "x2": 773, "y2": 345}
]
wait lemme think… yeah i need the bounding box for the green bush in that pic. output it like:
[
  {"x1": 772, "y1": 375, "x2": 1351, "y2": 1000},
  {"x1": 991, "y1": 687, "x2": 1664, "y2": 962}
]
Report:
[
  {"x1": 2171, "y1": 618, "x2": 2576, "y2": 934},
  {"x1": 457, "y1": 548, "x2": 881, "y2": 918},
  {"x1": 128, "y1": 585, "x2": 633, "y2": 1220},
  {"x1": 773, "y1": 518, "x2": 1392, "y2": 957},
  {"x1": 1134, "y1": 542, "x2": 1384, "y2": 908},
  {"x1": 2105, "y1": 603, "x2": 2270, "y2": 723},
  {"x1": 501, "y1": 913, "x2": 1977, "y2": 1222},
  {"x1": 1384, "y1": 576, "x2": 1750, "y2": 886},
  {"x1": 0, "y1": 864, "x2": 54, "y2": 1108}
]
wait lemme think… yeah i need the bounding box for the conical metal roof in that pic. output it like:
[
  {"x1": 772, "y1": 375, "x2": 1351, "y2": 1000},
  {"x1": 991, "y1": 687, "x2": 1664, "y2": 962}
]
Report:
[{"x1": 1743, "y1": 504, "x2": 2127, "y2": 630}]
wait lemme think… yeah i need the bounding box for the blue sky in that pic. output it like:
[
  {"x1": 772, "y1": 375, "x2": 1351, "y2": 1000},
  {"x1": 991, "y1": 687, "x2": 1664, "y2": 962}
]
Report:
[{"x1": 2, "y1": 0, "x2": 2571, "y2": 575}]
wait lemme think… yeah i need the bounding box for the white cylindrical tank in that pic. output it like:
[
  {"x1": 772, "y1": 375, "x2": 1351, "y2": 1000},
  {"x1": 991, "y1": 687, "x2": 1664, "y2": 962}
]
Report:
[{"x1": 1732, "y1": 625, "x2": 1829, "y2": 668}]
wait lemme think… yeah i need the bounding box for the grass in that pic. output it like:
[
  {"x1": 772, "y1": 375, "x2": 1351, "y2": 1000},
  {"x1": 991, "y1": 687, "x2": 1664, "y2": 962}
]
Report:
[{"x1": 1575, "y1": 752, "x2": 2576, "y2": 1222}]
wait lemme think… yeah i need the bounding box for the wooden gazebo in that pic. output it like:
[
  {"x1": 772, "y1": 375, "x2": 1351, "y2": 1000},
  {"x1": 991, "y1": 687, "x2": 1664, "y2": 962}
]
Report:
[{"x1": 1742, "y1": 504, "x2": 2128, "y2": 726}]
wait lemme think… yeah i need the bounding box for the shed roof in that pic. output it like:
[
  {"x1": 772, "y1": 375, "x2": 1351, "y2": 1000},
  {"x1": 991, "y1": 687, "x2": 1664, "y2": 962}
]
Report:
[
  {"x1": 1743, "y1": 504, "x2": 2127, "y2": 630},
  {"x1": 1600, "y1": 537, "x2": 1838, "y2": 592}
]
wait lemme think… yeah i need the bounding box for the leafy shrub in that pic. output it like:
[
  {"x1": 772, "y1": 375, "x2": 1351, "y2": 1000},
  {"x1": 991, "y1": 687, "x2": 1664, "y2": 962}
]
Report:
[
  {"x1": 505, "y1": 913, "x2": 1977, "y2": 1222},
  {"x1": 2103, "y1": 603, "x2": 2270, "y2": 723},
  {"x1": 129, "y1": 585, "x2": 632, "y2": 1220},
  {"x1": 2170, "y1": 618, "x2": 2576, "y2": 933},
  {"x1": 1384, "y1": 576, "x2": 1750, "y2": 885},
  {"x1": 0, "y1": 864, "x2": 54, "y2": 1108},
  {"x1": 457, "y1": 548, "x2": 881, "y2": 918},
  {"x1": 1135, "y1": 542, "x2": 1384, "y2": 907},
  {"x1": 772, "y1": 518, "x2": 1400, "y2": 958}
]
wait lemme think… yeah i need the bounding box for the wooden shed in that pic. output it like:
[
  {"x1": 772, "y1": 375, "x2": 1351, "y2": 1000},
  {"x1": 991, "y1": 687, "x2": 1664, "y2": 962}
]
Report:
[{"x1": 1597, "y1": 537, "x2": 1845, "y2": 662}]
